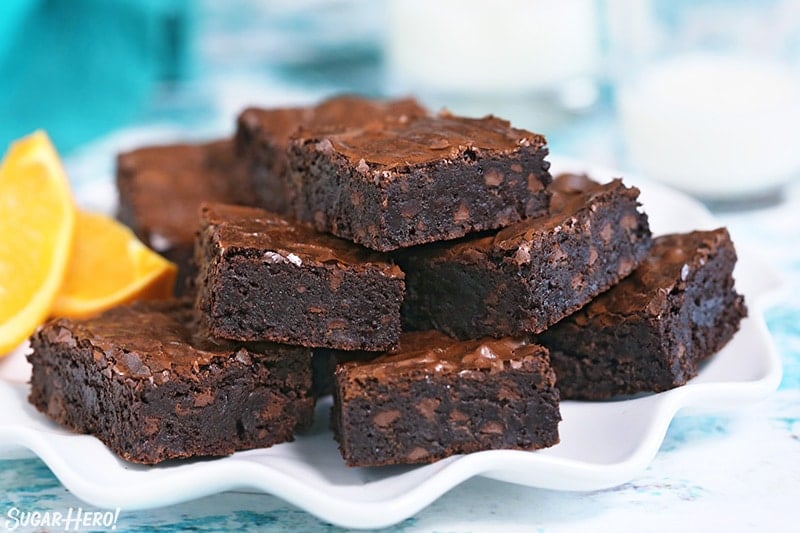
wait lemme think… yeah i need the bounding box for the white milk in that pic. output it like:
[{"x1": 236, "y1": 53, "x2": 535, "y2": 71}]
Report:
[
  {"x1": 386, "y1": 0, "x2": 598, "y2": 94},
  {"x1": 618, "y1": 53, "x2": 800, "y2": 199}
]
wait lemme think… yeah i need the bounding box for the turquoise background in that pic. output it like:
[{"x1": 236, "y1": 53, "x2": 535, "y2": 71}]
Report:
[{"x1": 0, "y1": 0, "x2": 192, "y2": 154}]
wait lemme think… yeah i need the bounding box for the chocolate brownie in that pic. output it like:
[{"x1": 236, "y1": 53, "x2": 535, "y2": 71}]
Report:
[
  {"x1": 116, "y1": 139, "x2": 252, "y2": 294},
  {"x1": 27, "y1": 300, "x2": 314, "y2": 465},
  {"x1": 194, "y1": 203, "x2": 405, "y2": 350},
  {"x1": 289, "y1": 112, "x2": 552, "y2": 251},
  {"x1": 311, "y1": 349, "x2": 378, "y2": 398},
  {"x1": 236, "y1": 95, "x2": 428, "y2": 215},
  {"x1": 398, "y1": 174, "x2": 652, "y2": 339},
  {"x1": 538, "y1": 228, "x2": 747, "y2": 400},
  {"x1": 332, "y1": 331, "x2": 561, "y2": 467}
]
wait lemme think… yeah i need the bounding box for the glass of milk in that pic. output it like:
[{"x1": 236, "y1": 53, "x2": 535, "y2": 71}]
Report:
[
  {"x1": 384, "y1": 0, "x2": 601, "y2": 132},
  {"x1": 608, "y1": 0, "x2": 800, "y2": 207}
]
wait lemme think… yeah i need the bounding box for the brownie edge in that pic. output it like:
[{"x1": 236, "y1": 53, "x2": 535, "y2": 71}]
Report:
[
  {"x1": 290, "y1": 113, "x2": 552, "y2": 251},
  {"x1": 332, "y1": 331, "x2": 561, "y2": 467},
  {"x1": 27, "y1": 300, "x2": 314, "y2": 464},
  {"x1": 399, "y1": 174, "x2": 652, "y2": 339},
  {"x1": 539, "y1": 228, "x2": 747, "y2": 400},
  {"x1": 194, "y1": 203, "x2": 405, "y2": 350}
]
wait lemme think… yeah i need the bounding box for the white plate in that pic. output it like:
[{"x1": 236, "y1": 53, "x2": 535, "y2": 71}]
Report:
[{"x1": 0, "y1": 161, "x2": 783, "y2": 529}]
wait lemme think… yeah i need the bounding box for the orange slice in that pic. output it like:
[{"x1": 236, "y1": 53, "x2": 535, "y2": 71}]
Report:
[
  {"x1": 52, "y1": 210, "x2": 177, "y2": 319},
  {"x1": 0, "y1": 131, "x2": 76, "y2": 354}
]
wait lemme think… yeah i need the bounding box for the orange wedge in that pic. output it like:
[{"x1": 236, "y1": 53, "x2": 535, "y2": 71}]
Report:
[
  {"x1": 52, "y1": 210, "x2": 177, "y2": 319},
  {"x1": 0, "y1": 131, "x2": 76, "y2": 355}
]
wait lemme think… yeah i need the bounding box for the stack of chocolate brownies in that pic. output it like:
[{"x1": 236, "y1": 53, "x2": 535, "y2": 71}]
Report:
[{"x1": 27, "y1": 95, "x2": 747, "y2": 467}]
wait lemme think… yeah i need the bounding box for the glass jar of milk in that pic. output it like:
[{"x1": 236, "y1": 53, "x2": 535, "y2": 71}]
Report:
[
  {"x1": 608, "y1": 0, "x2": 800, "y2": 206},
  {"x1": 384, "y1": 0, "x2": 600, "y2": 133}
]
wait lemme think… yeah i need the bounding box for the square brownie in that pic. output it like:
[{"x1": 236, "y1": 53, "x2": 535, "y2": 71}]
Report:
[
  {"x1": 538, "y1": 228, "x2": 747, "y2": 400},
  {"x1": 116, "y1": 139, "x2": 252, "y2": 294},
  {"x1": 236, "y1": 95, "x2": 428, "y2": 215},
  {"x1": 194, "y1": 203, "x2": 405, "y2": 350},
  {"x1": 332, "y1": 331, "x2": 561, "y2": 467},
  {"x1": 398, "y1": 174, "x2": 652, "y2": 339},
  {"x1": 27, "y1": 300, "x2": 314, "y2": 465},
  {"x1": 289, "y1": 112, "x2": 552, "y2": 251}
]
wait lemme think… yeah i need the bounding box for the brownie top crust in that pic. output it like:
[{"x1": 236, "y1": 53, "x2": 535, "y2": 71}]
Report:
[
  {"x1": 305, "y1": 113, "x2": 547, "y2": 170},
  {"x1": 39, "y1": 300, "x2": 302, "y2": 384},
  {"x1": 238, "y1": 95, "x2": 427, "y2": 150},
  {"x1": 200, "y1": 202, "x2": 404, "y2": 277},
  {"x1": 416, "y1": 173, "x2": 643, "y2": 260},
  {"x1": 339, "y1": 331, "x2": 552, "y2": 382},
  {"x1": 116, "y1": 139, "x2": 244, "y2": 247},
  {"x1": 579, "y1": 228, "x2": 737, "y2": 321},
  {"x1": 494, "y1": 173, "x2": 641, "y2": 246}
]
